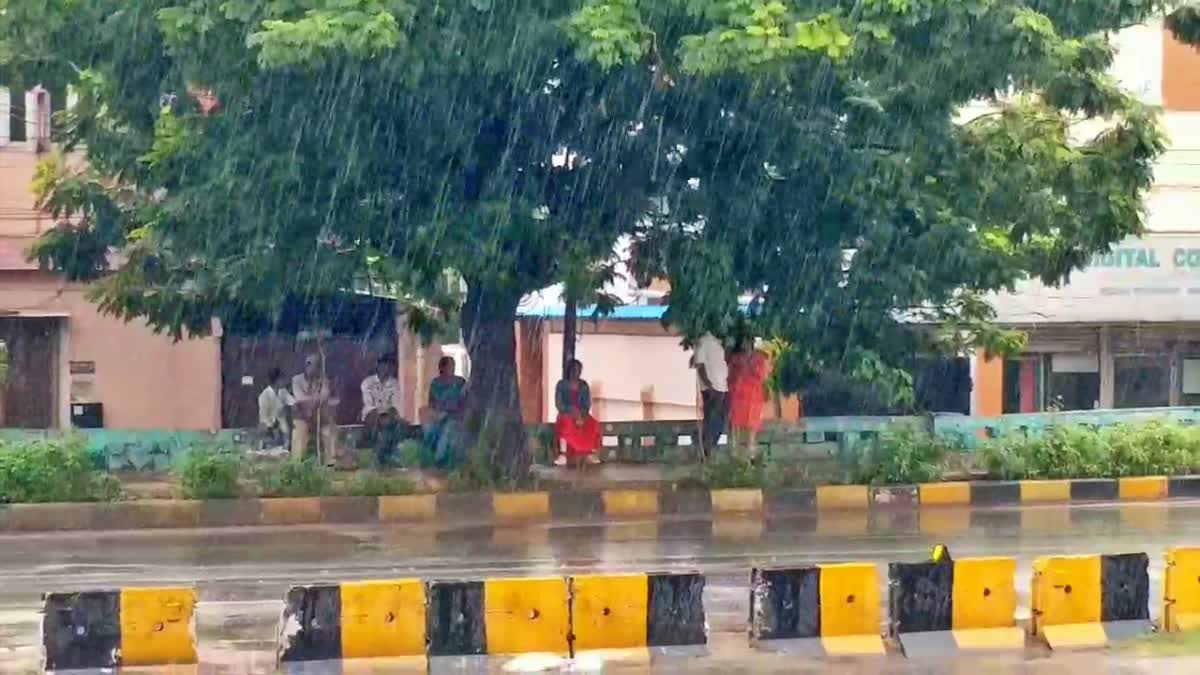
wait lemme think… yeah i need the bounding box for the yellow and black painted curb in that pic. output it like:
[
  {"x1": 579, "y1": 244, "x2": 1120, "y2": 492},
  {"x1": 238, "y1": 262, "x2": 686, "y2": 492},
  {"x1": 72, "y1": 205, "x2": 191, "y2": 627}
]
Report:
[
  {"x1": 749, "y1": 562, "x2": 885, "y2": 655},
  {"x1": 4, "y1": 475, "x2": 1200, "y2": 533},
  {"x1": 887, "y1": 546, "x2": 1024, "y2": 655},
  {"x1": 1031, "y1": 552, "x2": 1152, "y2": 648},
  {"x1": 276, "y1": 572, "x2": 706, "y2": 664},
  {"x1": 41, "y1": 587, "x2": 197, "y2": 670}
]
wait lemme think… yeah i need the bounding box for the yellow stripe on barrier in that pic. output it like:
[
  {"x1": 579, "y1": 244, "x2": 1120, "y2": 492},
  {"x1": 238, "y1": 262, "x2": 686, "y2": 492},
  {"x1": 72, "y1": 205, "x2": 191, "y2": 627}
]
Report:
[
  {"x1": 340, "y1": 580, "x2": 426, "y2": 659},
  {"x1": 1031, "y1": 556, "x2": 1101, "y2": 635},
  {"x1": 1165, "y1": 548, "x2": 1200, "y2": 633},
  {"x1": 919, "y1": 482, "x2": 971, "y2": 506},
  {"x1": 570, "y1": 574, "x2": 649, "y2": 651},
  {"x1": 483, "y1": 577, "x2": 570, "y2": 655},
  {"x1": 1019, "y1": 480, "x2": 1070, "y2": 503},
  {"x1": 378, "y1": 495, "x2": 436, "y2": 522},
  {"x1": 818, "y1": 563, "x2": 879, "y2": 638},
  {"x1": 710, "y1": 488, "x2": 763, "y2": 513},
  {"x1": 815, "y1": 485, "x2": 869, "y2": 510},
  {"x1": 118, "y1": 587, "x2": 197, "y2": 666},
  {"x1": 1040, "y1": 623, "x2": 1107, "y2": 649},
  {"x1": 602, "y1": 490, "x2": 659, "y2": 517},
  {"x1": 491, "y1": 492, "x2": 550, "y2": 524},
  {"x1": 1119, "y1": 477, "x2": 1168, "y2": 501},
  {"x1": 952, "y1": 558, "x2": 1016, "y2": 630}
]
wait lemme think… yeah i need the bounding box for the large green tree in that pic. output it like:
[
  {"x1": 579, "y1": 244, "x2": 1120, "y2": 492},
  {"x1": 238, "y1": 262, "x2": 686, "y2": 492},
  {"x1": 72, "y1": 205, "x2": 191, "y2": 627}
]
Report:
[{"x1": 2, "y1": 1, "x2": 1198, "y2": 471}]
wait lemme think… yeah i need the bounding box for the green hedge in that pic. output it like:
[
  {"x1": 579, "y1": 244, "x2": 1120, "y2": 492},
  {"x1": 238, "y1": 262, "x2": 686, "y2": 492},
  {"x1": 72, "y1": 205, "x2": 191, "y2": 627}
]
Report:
[
  {"x1": 0, "y1": 435, "x2": 121, "y2": 503},
  {"x1": 980, "y1": 422, "x2": 1200, "y2": 480}
]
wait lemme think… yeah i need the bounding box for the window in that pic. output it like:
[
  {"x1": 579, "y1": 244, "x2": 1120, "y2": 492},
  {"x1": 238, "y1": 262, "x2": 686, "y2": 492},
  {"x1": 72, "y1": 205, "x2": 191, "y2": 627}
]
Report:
[
  {"x1": 1046, "y1": 353, "x2": 1099, "y2": 411},
  {"x1": 1115, "y1": 355, "x2": 1171, "y2": 408}
]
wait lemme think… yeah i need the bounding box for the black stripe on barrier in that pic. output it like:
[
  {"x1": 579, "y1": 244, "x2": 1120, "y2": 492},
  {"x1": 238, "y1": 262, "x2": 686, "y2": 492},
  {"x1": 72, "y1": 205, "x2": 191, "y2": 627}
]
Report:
[
  {"x1": 749, "y1": 567, "x2": 820, "y2": 640},
  {"x1": 647, "y1": 572, "x2": 706, "y2": 646},
  {"x1": 969, "y1": 482, "x2": 1020, "y2": 506},
  {"x1": 426, "y1": 580, "x2": 486, "y2": 656},
  {"x1": 1168, "y1": 476, "x2": 1200, "y2": 498},
  {"x1": 42, "y1": 591, "x2": 121, "y2": 671},
  {"x1": 658, "y1": 489, "x2": 713, "y2": 516},
  {"x1": 278, "y1": 584, "x2": 341, "y2": 663},
  {"x1": 888, "y1": 559, "x2": 953, "y2": 635},
  {"x1": 1100, "y1": 553, "x2": 1150, "y2": 623},
  {"x1": 1070, "y1": 479, "x2": 1119, "y2": 502},
  {"x1": 549, "y1": 490, "x2": 604, "y2": 520}
]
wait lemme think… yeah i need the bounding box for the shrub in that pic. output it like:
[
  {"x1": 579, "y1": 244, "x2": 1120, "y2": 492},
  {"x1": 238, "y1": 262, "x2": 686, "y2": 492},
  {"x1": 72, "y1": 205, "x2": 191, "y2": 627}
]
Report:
[
  {"x1": 258, "y1": 459, "x2": 334, "y2": 497},
  {"x1": 343, "y1": 471, "x2": 415, "y2": 497},
  {"x1": 1103, "y1": 422, "x2": 1200, "y2": 477},
  {"x1": 979, "y1": 422, "x2": 1200, "y2": 480},
  {"x1": 978, "y1": 433, "x2": 1030, "y2": 481},
  {"x1": 0, "y1": 435, "x2": 122, "y2": 503},
  {"x1": 176, "y1": 445, "x2": 242, "y2": 499},
  {"x1": 854, "y1": 425, "x2": 950, "y2": 485},
  {"x1": 701, "y1": 455, "x2": 763, "y2": 489},
  {"x1": 396, "y1": 440, "x2": 424, "y2": 468}
]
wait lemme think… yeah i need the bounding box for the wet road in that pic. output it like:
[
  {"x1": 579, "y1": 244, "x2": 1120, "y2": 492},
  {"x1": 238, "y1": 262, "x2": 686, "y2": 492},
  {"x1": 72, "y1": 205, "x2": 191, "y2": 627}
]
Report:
[{"x1": 3, "y1": 500, "x2": 1200, "y2": 672}]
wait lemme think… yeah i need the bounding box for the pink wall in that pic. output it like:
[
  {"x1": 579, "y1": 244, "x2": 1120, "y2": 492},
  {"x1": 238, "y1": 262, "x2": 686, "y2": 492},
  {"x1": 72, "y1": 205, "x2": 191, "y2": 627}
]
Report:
[{"x1": 0, "y1": 271, "x2": 221, "y2": 430}]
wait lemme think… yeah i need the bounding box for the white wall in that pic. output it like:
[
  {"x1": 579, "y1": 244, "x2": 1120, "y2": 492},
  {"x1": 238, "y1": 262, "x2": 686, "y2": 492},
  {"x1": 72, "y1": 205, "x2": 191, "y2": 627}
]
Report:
[{"x1": 544, "y1": 331, "x2": 698, "y2": 423}]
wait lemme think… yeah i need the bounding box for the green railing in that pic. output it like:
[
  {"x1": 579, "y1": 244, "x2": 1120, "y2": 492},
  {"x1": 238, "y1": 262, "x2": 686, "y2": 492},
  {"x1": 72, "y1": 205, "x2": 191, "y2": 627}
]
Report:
[{"x1": 5, "y1": 406, "x2": 1200, "y2": 470}]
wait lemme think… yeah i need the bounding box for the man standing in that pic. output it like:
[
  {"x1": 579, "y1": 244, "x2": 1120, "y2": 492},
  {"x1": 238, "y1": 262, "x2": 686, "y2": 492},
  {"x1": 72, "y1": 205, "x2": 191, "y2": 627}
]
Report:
[
  {"x1": 692, "y1": 331, "x2": 729, "y2": 458},
  {"x1": 292, "y1": 354, "x2": 340, "y2": 464},
  {"x1": 361, "y1": 355, "x2": 404, "y2": 465}
]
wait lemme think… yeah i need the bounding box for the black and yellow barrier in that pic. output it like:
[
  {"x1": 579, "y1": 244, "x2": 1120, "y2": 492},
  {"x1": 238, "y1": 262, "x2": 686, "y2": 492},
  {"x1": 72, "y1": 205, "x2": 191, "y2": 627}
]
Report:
[
  {"x1": 1164, "y1": 548, "x2": 1200, "y2": 632},
  {"x1": 42, "y1": 587, "x2": 197, "y2": 670},
  {"x1": 1031, "y1": 553, "x2": 1151, "y2": 648},
  {"x1": 749, "y1": 562, "x2": 884, "y2": 655},
  {"x1": 887, "y1": 546, "x2": 1023, "y2": 655},
  {"x1": 278, "y1": 573, "x2": 705, "y2": 664},
  {"x1": 277, "y1": 580, "x2": 428, "y2": 663}
]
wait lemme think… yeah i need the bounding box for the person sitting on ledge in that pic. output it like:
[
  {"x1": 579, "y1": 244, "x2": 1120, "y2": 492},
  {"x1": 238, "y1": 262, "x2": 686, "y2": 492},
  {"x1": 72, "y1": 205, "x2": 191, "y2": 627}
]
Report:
[
  {"x1": 361, "y1": 354, "x2": 404, "y2": 466},
  {"x1": 554, "y1": 359, "x2": 602, "y2": 467},
  {"x1": 424, "y1": 356, "x2": 467, "y2": 470}
]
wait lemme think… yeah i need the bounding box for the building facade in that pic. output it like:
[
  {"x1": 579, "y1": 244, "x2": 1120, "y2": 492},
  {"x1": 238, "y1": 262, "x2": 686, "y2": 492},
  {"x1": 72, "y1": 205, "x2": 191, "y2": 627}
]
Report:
[
  {"x1": 978, "y1": 22, "x2": 1200, "y2": 415},
  {"x1": 0, "y1": 88, "x2": 442, "y2": 430}
]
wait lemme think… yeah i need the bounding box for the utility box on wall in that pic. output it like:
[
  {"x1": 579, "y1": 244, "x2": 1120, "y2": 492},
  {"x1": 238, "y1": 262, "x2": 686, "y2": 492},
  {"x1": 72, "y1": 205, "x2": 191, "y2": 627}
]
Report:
[{"x1": 70, "y1": 402, "x2": 103, "y2": 429}]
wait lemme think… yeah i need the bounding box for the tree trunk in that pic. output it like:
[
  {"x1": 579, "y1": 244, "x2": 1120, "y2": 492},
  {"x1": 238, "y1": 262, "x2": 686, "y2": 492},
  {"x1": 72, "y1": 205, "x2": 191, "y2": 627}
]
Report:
[
  {"x1": 562, "y1": 296, "x2": 577, "y2": 380},
  {"x1": 460, "y1": 281, "x2": 529, "y2": 477}
]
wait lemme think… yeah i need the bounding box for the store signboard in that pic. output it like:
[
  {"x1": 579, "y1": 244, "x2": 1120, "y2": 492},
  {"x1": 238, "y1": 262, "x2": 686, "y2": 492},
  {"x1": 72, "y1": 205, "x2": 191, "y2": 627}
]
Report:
[{"x1": 992, "y1": 235, "x2": 1200, "y2": 323}]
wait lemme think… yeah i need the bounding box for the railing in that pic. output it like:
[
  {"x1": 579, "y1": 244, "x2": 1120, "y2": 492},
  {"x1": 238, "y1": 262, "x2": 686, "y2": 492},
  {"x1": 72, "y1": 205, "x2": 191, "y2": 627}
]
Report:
[{"x1": 5, "y1": 406, "x2": 1200, "y2": 470}]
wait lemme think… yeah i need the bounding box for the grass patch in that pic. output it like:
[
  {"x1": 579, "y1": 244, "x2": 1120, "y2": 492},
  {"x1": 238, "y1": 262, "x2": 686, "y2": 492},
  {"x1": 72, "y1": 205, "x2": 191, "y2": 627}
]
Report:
[{"x1": 1114, "y1": 629, "x2": 1200, "y2": 656}]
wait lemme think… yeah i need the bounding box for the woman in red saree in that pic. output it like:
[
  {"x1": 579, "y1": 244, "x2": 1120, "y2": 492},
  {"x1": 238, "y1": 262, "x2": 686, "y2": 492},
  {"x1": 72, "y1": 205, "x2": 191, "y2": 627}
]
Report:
[
  {"x1": 554, "y1": 359, "x2": 602, "y2": 466},
  {"x1": 728, "y1": 337, "x2": 771, "y2": 458}
]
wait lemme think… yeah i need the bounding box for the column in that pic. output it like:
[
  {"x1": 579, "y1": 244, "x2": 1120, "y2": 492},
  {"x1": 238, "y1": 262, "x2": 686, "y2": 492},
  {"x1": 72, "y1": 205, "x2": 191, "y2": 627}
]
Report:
[
  {"x1": 1099, "y1": 326, "x2": 1115, "y2": 409},
  {"x1": 971, "y1": 349, "x2": 1004, "y2": 417}
]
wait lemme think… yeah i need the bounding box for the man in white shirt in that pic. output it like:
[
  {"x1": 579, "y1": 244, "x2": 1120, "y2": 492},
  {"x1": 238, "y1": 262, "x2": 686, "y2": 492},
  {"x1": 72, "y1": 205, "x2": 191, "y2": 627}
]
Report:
[
  {"x1": 691, "y1": 331, "x2": 729, "y2": 457},
  {"x1": 257, "y1": 367, "x2": 294, "y2": 451},
  {"x1": 292, "y1": 353, "x2": 340, "y2": 463},
  {"x1": 360, "y1": 355, "x2": 405, "y2": 465}
]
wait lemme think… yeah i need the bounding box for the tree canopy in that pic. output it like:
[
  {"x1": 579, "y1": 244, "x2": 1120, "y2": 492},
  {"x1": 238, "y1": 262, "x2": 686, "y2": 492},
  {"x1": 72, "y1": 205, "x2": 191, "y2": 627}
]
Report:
[{"x1": 2, "y1": 0, "x2": 1198, "y2": 471}]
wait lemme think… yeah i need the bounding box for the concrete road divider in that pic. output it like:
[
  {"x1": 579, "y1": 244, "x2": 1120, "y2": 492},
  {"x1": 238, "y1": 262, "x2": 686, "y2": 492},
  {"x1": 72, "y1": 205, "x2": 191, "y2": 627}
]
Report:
[
  {"x1": 277, "y1": 572, "x2": 705, "y2": 665},
  {"x1": 42, "y1": 587, "x2": 197, "y2": 670},
  {"x1": 887, "y1": 546, "x2": 1024, "y2": 655},
  {"x1": 1031, "y1": 553, "x2": 1151, "y2": 649},
  {"x1": 1164, "y1": 547, "x2": 1200, "y2": 632},
  {"x1": 749, "y1": 562, "x2": 885, "y2": 656}
]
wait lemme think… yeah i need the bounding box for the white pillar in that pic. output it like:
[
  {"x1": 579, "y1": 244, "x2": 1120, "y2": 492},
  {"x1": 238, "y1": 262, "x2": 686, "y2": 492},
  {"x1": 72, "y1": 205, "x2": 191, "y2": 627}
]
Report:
[
  {"x1": 1099, "y1": 326, "x2": 1115, "y2": 409},
  {"x1": 0, "y1": 87, "x2": 9, "y2": 144}
]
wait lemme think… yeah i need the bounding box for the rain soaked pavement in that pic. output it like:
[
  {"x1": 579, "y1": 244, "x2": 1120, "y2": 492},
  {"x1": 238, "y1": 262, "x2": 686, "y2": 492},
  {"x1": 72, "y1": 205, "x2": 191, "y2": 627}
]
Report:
[{"x1": 4, "y1": 500, "x2": 1200, "y2": 673}]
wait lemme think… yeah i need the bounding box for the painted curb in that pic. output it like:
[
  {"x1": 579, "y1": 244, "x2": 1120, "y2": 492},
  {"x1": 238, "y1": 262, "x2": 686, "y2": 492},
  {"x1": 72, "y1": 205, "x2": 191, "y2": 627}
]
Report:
[{"x1": 4, "y1": 475, "x2": 1199, "y2": 533}]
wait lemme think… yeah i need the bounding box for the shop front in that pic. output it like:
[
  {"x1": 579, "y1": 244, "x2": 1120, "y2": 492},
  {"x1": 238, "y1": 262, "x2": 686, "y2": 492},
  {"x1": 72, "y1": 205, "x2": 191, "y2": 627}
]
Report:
[{"x1": 988, "y1": 234, "x2": 1200, "y2": 413}]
